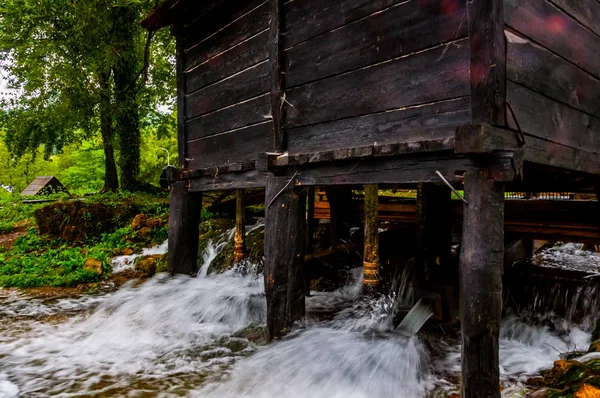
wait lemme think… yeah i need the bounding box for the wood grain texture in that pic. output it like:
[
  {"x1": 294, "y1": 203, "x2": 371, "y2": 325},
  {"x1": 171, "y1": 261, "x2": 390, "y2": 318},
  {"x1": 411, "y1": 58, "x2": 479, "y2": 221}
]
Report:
[
  {"x1": 189, "y1": 169, "x2": 266, "y2": 192},
  {"x1": 504, "y1": 0, "x2": 600, "y2": 78},
  {"x1": 182, "y1": 0, "x2": 267, "y2": 52},
  {"x1": 264, "y1": 176, "x2": 306, "y2": 340},
  {"x1": 455, "y1": 124, "x2": 600, "y2": 175},
  {"x1": 548, "y1": 0, "x2": 600, "y2": 37},
  {"x1": 460, "y1": 169, "x2": 504, "y2": 398},
  {"x1": 168, "y1": 182, "x2": 202, "y2": 275},
  {"x1": 186, "y1": 30, "x2": 268, "y2": 93},
  {"x1": 363, "y1": 184, "x2": 380, "y2": 289},
  {"x1": 287, "y1": 97, "x2": 470, "y2": 155},
  {"x1": 284, "y1": 154, "x2": 479, "y2": 186},
  {"x1": 284, "y1": 0, "x2": 402, "y2": 48},
  {"x1": 467, "y1": 0, "x2": 506, "y2": 125},
  {"x1": 176, "y1": 38, "x2": 188, "y2": 167},
  {"x1": 284, "y1": 0, "x2": 468, "y2": 88},
  {"x1": 269, "y1": 0, "x2": 285, "y2": 152},
  {"x1": 507, "y1": 81, "x2": 600, "y2": 152},
  {"x1": 186, "y1": 94, "x2": 271, "y2": 141},
  {"x1": 187, "y1": 121, "x2": 270, "y2": 169},
  {"x1": 285, "y1": 39, "x2": 471, "y2": 128},
  {"x1": 506, "y1": 30, "x2": 600, "y2": 118},
  {"x1": 186, "y1": 61, "x2": 269, "y2": 118}
]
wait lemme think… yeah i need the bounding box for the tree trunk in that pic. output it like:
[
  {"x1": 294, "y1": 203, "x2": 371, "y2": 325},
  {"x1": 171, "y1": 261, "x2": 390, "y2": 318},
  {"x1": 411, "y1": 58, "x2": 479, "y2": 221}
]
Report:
[
  {"x1": 98, "y1": 72, "x2": 119, "y2": 192},
  {"x1": 113, "y1": 5, "x2": 141, "y2": 191}
]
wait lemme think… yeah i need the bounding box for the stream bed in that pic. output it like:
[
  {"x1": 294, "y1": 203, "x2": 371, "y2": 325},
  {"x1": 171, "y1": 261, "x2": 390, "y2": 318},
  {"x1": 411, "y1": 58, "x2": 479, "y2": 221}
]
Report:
[{"x1": 0, "y1": 242, "x2": 599, "y2": 397}]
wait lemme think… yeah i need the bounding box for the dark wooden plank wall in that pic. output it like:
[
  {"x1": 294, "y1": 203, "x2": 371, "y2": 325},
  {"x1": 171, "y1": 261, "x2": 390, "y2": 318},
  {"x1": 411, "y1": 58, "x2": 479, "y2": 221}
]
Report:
[
  {"x1": 504, "y1": 0, "x2": 600, "y2": 154},
  {"x1": 182, "y1": 0, "x2": 271, "y2": 169},
  {"x1": 282, "y1": 0, "x2": 472, "y2": 155}
]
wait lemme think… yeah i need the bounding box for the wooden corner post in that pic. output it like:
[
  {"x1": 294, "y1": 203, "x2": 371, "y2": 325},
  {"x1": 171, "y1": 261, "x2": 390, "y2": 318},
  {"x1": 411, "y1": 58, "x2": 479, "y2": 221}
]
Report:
[
  {"x1": 234, "y1": 189, "x2": 246, "y2": 263},
  {"x1": 460, "y1": 170, "x2": 505, "y2": 398},
  {"x1": 264, "y1": 176, "x2": 307, "y2": 340},
  {"x1": 168, "y1": 181, "x2": 202, "y2": 275},
  {"x1": 363, "y1": 184, "x2": 380, "y2": 290}
]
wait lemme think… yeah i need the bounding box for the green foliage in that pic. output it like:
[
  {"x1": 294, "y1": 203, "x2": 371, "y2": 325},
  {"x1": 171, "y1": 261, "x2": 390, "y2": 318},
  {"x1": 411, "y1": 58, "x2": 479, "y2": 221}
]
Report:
[
  {"x1": 0, "y1": 192, "x2": 170, "y2": 287},
  {"x1": 0, "y1": 0, "x2": 176, "y2": 190}
]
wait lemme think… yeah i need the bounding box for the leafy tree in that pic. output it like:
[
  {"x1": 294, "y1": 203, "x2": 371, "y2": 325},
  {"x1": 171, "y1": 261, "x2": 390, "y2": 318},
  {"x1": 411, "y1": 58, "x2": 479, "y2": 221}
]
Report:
[{"x1": 0, "y1": 0, "x2": 175, "y2": 191}]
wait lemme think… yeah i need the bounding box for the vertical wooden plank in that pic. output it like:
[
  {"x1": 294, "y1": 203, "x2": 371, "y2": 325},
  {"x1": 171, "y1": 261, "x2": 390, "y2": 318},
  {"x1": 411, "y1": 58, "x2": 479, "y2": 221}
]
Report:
[
  {"x1": 305, "y1": 186, "x2": 315, "y2": 255},
  {"x1": 234, "y1": 189, "x2": 247, "y2": 263},
  {"x1": 460, "y1": 169, "x2": 505, "y2": 398},
  {"x1": 175, "y1": 37, "x2": 188, "y2": 168},
  {"x1": 467, "y1": 0, "x2": 506, "y2": 125},
  {"x1": 324, "y1": 186, "x2": 354, "y2": 246},
  {"x1": 264, "y1": 176, "x2": 306, "y2": 340},
  {"x1": 363, "y1": 184, "x2": 380, "y2": 290},
  {"x1": 416, "y1": 183, "x2": 453, "y2": 282},
  {"x1": 168, "y1": 181, "x2": 202, "y2": 275},
  {"x1": 269, "y1": 0, "x2": 285, "y2": 152}
]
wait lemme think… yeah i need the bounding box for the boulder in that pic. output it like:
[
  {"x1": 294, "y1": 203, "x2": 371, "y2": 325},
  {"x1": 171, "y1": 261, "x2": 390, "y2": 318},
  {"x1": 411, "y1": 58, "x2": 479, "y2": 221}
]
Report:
[
  {"x1": 122, "y1": 248, "x2": 134, "y2": 256},
  {"x1": 134, "y1": 255, "x2": 162, "y2": 277},
  {"x1": 84, "y1": 258, "x2": 103, "y2": 275},
  {"x1": 131, "y1": 214, "x2": 148, "y2": 230},
  {"x1": 575, "y1": 384, "x2": 600, "y2": 398}
]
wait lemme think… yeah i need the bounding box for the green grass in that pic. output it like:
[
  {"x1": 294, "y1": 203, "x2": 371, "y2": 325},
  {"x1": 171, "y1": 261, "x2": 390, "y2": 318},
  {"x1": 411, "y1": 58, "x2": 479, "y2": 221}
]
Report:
[{"x1": 0, "y1": 191, "x2": 170, "y2": 288}]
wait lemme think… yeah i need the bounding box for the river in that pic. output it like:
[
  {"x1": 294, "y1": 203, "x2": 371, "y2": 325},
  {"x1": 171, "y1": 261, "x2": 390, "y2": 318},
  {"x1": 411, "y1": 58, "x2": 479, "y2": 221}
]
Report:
[{"x1": 0, "y1": 239, "x2": 598, "y2": 397}]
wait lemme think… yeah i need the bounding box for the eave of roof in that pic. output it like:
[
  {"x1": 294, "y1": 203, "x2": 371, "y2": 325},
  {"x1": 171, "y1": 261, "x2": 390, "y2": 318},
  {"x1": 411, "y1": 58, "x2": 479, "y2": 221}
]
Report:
[{"x1": 141, "y1": 0, "x2": 181, "y2": 31}]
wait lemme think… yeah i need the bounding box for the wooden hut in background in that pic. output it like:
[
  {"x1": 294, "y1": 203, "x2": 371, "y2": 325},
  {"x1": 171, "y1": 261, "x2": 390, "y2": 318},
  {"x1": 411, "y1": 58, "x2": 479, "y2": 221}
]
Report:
[
  {"x1": 21, "y1": 176, "x2": 69, "y2": 196},
  {"x1": 143, "y1": 0, "x2": 600, "y2": 396}
]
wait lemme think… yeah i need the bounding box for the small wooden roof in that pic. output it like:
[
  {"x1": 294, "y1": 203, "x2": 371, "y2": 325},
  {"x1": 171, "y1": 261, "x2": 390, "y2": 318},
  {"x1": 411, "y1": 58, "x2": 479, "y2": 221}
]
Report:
[
  {"x1": 21, "y1": 176, "x2": 69, "y2": 197},
  {"x1": 142, "y1": 0, "x2": 181, "y2": 31}
]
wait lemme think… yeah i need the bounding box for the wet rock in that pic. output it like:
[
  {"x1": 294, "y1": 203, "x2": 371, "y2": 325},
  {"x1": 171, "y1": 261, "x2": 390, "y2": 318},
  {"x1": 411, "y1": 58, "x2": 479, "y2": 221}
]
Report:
[
  {"x1": 84, "y1": 258, "x2": 103, "y2": 275},
  {"x1": 575, "y1": 384, "x2": 600, "y2": 397},
  {"x1": 122, "y1": 248, "x2": 134, "y2": 256},
  {"x1": 135, "y1": 255, "x2": 161, "y2": 277},
  {"x1": 588, "y1": 340, "x2": 600, "y2": 353},
  {"x1": 131, "y1": 214, "x2": 148, "y2": 230},
  {"x1": 140, "y1": 227, "x2": 152, "y2": 237}
]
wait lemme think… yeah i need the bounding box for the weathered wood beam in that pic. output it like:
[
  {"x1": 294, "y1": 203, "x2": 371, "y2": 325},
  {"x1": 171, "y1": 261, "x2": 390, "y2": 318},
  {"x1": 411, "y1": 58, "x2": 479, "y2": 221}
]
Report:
[
  {"x1": 264, "y1": 176, "x2": 306, "y2": 339},
  {"x1": 175, "y1": 38, "x2": 188, "y2": 168},
  {"x1": 305, "y1": 186, "x2": 315, "y2": 255},
  {"x1": 460, "y1": 169, "x2": 504, "y2": 398},
  {"x1": 456, "y1": 124, "x2": 600, "y2": 176},
  {"x1": 189, "y1": 169, "x2": 266, "y2": 192},
  {"x1": 234, "y1": 189, "x2": 246, "y2": 263},
  {"x1": 268, "y1": 0, "x2": 285, "y2": 152},
  {"x1": 363, "y1": 185, "x2": 380, "y2": 290},
  {"x1": 168, "y1": 181, "x2": 202, "y2": 275},
  {"x1": 415, "y1": 183, "x2": 452, "y2": 283},
  {"x1": 467, "y1": 0, "x2": 506, "y2": 125}
]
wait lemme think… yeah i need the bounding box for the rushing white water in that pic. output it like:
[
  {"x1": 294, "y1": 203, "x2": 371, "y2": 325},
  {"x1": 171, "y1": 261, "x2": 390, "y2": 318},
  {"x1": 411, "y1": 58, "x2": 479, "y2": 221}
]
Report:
[
  {"x1": 111, "y1": 239, "x2": 169, "y2": 273},
  {"x1": 0, "y1": 238, "x2": 597, "y2": 396}
]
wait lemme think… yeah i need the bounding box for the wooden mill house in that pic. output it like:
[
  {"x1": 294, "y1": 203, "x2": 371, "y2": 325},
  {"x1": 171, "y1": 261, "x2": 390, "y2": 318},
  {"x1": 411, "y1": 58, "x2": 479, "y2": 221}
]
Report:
[{"x1": 143, "y1": 0, "x2": 600, "y2": 396}]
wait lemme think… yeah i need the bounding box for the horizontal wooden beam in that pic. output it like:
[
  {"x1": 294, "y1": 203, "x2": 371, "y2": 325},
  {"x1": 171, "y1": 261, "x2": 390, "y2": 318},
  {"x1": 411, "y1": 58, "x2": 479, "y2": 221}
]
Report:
[
  {"x1": 455, "y1": 124, "x2": 600, "y2": 176},
  {"x1": 189, "y1": 169, "x2": 266, "y2": 192}
]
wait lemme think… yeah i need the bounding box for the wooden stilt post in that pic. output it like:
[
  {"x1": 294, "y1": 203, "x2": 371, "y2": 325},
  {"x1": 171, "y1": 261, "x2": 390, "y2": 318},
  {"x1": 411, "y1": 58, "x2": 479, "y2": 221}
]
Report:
[
  {"x1": 363, "y1": 184, "x2": 380, "y2": 290},
  {"x1": 168, "y1": 181, "x2": 202, "y2": 275},
  {"x1": 460, "y1": 169, "x2": 504, "y2": 398},
  {"x1": 416, "y1": 183, "x2": 452, "y2": 283},
  {"x1": 305, "y1": 186, "x2": 315, "y2": 255},
  {"x1": 324, "y1": 186, "x2": 353, "y2": 246},
  {"x1": 264, "y1": 176, "x2": 307, "y2": 340},
  {"x1": 234, "y1": 189, "x2": 246, "y2": 263}
]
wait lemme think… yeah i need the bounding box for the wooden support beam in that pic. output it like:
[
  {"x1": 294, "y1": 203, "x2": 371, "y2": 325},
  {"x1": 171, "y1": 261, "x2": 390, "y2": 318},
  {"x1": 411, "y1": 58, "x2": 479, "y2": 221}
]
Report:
[
  {"x1": 467, "y1": 0, "x2": 506, "y2": 126},
  {"x1": 175, "y1": 38, "x2": 188, "y2": 168},
  {"x1": 324, "y1": 186, "x2": 354, "y2": 246},
  {"x1": 234, "y1": 189, "x2": 246, "y2": 263},
  {"x1": 305, "y1": 186, "x2": 315, "y2": 255},
  {"x1": 456, "y1": 124, "x2": 600, "y2": 176},
  {"x1": 363, "y1": 184, "x2": 380, "y2": 290},
  {"x1": 460, "y1": 169, "x2": 504, "y2": 398},
  {"x1": 168, "y1": 181, "x2": 202, "y2": 275},
  {"x1": 268, "y1": 0, "x2": 285, "y2": 152},
  {"x1": 415, "y1": 183, "x2": 452, "y2": 283},
  {"x1": 264, "y1": 176, "x2": 306, "y2": 340}
]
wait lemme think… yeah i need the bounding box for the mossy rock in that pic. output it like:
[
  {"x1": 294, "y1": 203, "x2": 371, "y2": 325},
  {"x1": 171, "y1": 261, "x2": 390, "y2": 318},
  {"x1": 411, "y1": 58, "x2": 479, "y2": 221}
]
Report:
[{"x1": 209, "y1": 225, "x2": 264, "y2": 275}]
